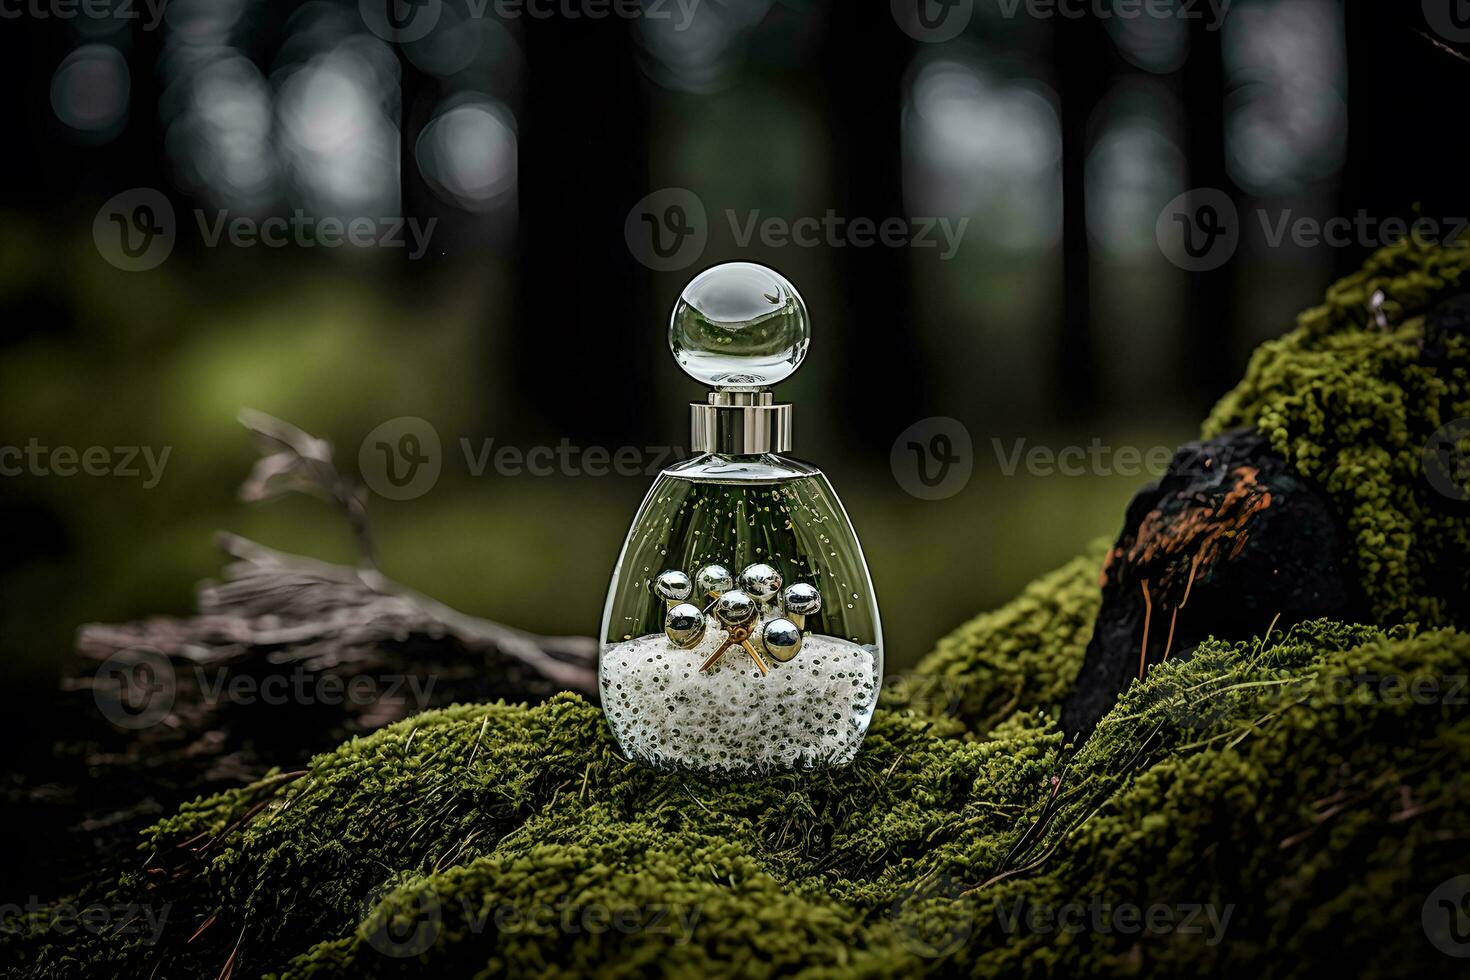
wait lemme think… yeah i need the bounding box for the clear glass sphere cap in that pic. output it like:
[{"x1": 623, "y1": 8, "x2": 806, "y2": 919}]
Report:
[{"x1": 669, "y1": 262, "x2": 810, "y2": 389}]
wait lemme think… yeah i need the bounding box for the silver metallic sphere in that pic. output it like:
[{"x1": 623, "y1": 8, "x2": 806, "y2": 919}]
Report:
[
  {"x1": 782, "y1": 582, "x2": 822, "y2": 616},
  {"x1": 714, "y1": 589, "x2": 758, "y2": 628},
  {"x1": 738, "y1": 563, "x2": 783, "y2": 603},
  {"x1": 664, "y1": 603, "x2": 707, "y2": 648},
  {"x1": 653, "y1": 569, "x2": 693, "y2": 603},
  {"x1": 695, "y1": 563, "x2": 734, "y2": 597},
  {"x1": 762, "y1": 618, "x2": 803, "y2": 662}
]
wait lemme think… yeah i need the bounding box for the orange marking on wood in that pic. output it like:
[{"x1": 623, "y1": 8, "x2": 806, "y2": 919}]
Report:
[
  {"x1": 1162, "y1": 605, "x2": 1181, "y2": 662},
  {"x1": 1139, "y1": 579, "x2": 1154, "y2": 680}
]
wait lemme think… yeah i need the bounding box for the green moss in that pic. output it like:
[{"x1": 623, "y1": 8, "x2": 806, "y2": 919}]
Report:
[
  {"x1": 11, "y1": 620, "x2": 1469, "y2": 978},
  {"x1": 1205, "y1": 235, "x2": 1470, "y2": 627}
]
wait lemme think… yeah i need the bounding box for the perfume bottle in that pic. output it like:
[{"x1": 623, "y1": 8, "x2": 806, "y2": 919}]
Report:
[{"x1": 599, "y1": 262, "x2": 883, "y2": 775}]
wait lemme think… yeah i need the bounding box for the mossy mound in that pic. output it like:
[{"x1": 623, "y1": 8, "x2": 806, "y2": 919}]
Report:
[
  {"x1": 11, "y1": 617, "x2": 1470, "y2": 978},
  {"x1": 1205, "y1": 235, "x2": 1470, "y2": 628},
  {"x1": 899, "y1": 236, "x2": 1470, "y2": 739}
]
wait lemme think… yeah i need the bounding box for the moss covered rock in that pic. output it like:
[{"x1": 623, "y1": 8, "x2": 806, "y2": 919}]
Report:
[{"x1": 1205, "y1": 235, "x2": 1470, "y2": 628}]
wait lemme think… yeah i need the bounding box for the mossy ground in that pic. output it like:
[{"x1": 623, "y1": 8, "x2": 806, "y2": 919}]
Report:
[
  {"x1": 14, "y1": 619, "x2": 1469, "y2": 978},
  {"x1": 11, "y1": 238, "x2": 1470, "y2": 978}
]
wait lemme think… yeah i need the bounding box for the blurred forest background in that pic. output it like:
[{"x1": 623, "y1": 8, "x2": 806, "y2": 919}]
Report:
[{"x1": 0, "y1": 0, "x2": 1465, "y2": 722}]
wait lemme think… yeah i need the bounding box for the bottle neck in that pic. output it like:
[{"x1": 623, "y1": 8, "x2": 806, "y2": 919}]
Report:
[{"x1": 689, "y1": 390, "x2": 793, "y2": 456}]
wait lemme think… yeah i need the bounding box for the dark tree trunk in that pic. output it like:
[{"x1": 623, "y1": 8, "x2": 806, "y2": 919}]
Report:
[
  {"x1": 818, "y1": 7, "x2": 923, "y2": 450},
  {"x1": 511, "y1": 18, "x2": 655, "y2": 445},
  {"x1": 1053, "y1": 13, "x2": 1110, "y2": 419},
  {"x1": 1181, "y1": 19, "x2": 1233, "y2": 405}
]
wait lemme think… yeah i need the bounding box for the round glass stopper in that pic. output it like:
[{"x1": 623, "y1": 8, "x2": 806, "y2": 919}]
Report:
[{"x1": 669, "y1": 262, "x2": 810, "y2": 388}]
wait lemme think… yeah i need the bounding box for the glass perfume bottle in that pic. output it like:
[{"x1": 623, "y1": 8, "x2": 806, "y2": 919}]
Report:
[{"x1": 599, "y1": 262, "x2": 883, "y2": 775}]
